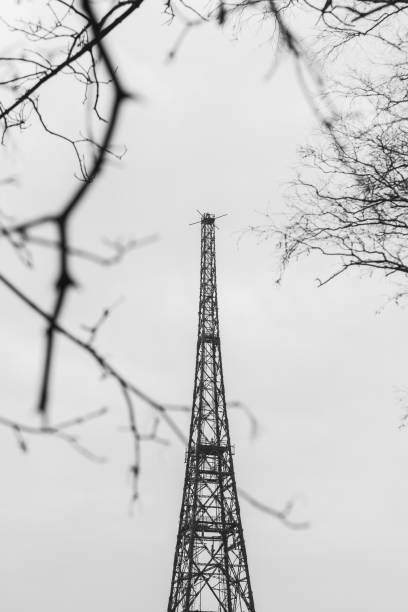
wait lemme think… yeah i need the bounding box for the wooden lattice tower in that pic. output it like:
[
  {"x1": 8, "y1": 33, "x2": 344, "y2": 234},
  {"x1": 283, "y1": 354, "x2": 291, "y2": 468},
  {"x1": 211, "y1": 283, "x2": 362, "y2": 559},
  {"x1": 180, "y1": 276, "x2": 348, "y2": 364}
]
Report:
[{"x1": 167, "y1": 213, "x2": 256, "y2": 612}]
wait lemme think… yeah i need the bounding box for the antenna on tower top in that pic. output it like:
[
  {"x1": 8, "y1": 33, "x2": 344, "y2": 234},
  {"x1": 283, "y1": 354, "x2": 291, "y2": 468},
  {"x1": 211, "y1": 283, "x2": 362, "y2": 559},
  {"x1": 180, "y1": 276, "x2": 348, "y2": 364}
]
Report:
[{"x1": 188, "y1": 211, "x2": 228, "y2": 227}]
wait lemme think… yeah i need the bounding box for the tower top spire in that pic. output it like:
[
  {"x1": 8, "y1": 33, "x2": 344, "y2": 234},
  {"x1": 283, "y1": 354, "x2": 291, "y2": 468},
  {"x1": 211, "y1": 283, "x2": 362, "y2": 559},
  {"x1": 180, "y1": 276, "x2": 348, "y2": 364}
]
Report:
[
  {"x1": 201, "y1": 212, "x2": 215, "y2": 224},
  {"x1": 189, "y1": 211, "x2": 228, "y2": 226}
]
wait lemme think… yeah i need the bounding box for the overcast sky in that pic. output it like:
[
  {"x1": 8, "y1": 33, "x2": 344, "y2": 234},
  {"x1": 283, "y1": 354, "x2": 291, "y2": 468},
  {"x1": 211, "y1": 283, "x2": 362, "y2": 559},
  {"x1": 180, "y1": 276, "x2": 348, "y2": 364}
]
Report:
[{"x1": 1, "y1": 2, "x2": 408, "y2": 611}]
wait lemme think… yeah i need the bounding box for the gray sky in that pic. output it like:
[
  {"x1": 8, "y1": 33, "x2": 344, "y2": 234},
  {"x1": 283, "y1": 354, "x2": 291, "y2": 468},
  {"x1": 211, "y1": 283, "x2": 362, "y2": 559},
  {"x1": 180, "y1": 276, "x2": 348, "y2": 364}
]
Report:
[{"x1": 1, "y1": 2, "x2": 408, "y2": 611}]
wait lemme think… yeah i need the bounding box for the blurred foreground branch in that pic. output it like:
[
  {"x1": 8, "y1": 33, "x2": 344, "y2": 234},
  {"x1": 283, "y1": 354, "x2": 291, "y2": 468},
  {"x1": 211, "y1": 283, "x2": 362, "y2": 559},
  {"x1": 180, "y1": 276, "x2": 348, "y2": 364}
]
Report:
[{"x1": 0, "y1": 0, "x2": 318, "y2": 525}]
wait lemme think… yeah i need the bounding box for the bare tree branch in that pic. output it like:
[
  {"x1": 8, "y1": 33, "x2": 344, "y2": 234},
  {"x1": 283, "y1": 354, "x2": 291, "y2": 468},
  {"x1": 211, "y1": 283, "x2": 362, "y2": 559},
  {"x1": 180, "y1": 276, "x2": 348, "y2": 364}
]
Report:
[
  {"x1": 238, "y1": 488, "x2": 310, "y2": 529},
  {"x1": 0, "y1": 0, "x2": 319, "y2": 523},
  {"x1": 0, "y1": 407, "x2": 108, "y2": 462}
]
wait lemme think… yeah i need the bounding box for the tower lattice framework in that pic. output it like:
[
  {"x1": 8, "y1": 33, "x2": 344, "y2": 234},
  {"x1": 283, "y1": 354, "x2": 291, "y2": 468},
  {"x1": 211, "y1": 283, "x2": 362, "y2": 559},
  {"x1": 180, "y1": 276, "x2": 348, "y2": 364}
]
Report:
[{"x1": 167, "y1": 213, "x2": 256, "y2": 612}]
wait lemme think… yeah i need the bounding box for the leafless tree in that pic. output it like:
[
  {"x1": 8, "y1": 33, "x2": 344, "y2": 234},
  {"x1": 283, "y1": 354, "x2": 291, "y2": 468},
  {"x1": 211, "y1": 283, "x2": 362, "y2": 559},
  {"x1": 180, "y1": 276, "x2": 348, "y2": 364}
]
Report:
[
  {"x1": 0, "y1": 0, "x2": 311, "y2": 526},
  {"x1": 252, "y1": 2, "x2": 408, "y2": 294}
]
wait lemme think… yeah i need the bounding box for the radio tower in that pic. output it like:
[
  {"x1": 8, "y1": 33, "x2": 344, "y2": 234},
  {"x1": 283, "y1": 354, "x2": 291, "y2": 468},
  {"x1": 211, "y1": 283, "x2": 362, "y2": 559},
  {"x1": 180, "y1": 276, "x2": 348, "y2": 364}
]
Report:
[{"x1": 167, "y1": 213, "x2": 256, "y2": 612}]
